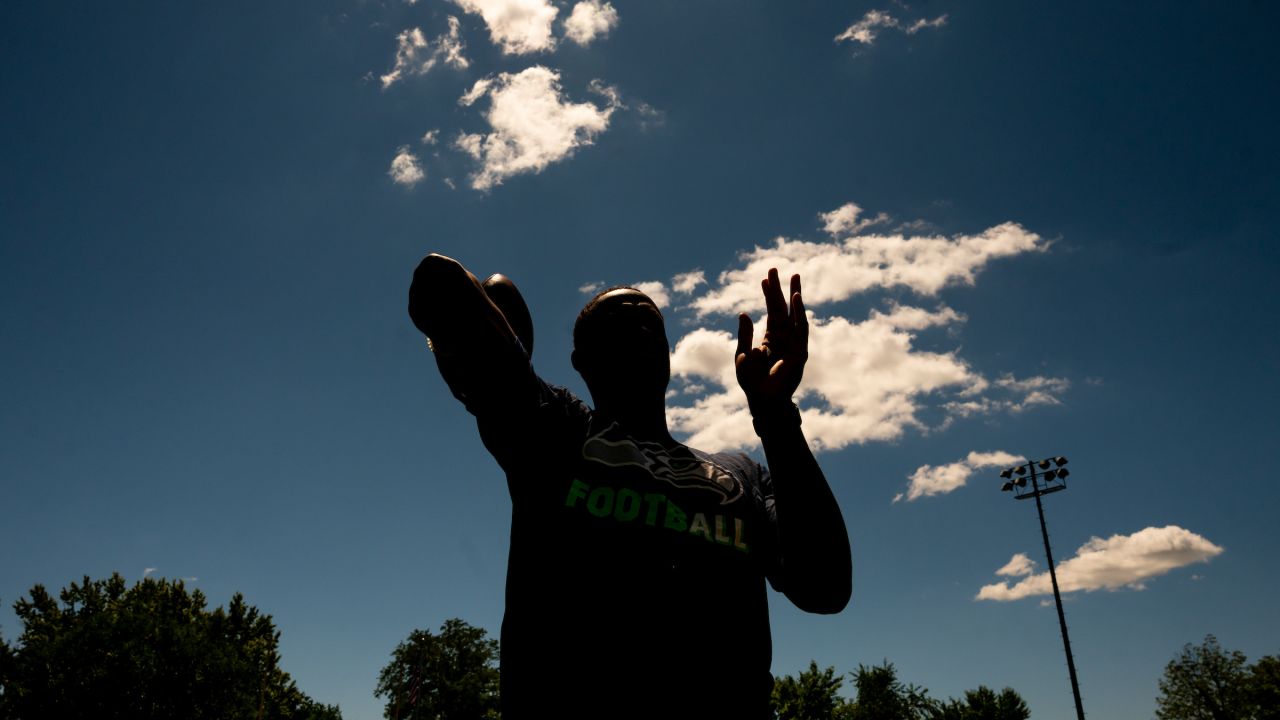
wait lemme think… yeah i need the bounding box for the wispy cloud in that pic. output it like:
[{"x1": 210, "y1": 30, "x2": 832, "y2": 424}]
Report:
[
  {"x1": 996, "y1": 553, "x2": 1036, "y2": 577},
  {"x1": 389, "y1": 146, "x2": 426, "y2": 187},
  {"x1": 820, "y1": 202, "x2": 890, "y2": 237},
  {"x1": 450, "y1": 0, "x2": 559, "y2": 55},
  {"x1": 835, "y1": 9, "x2": 948, "y2": 47},
  {"x1": 563, "y1": 0, "x2": 619, "y2": 46},
  {"x1": 894, "y1": 450, "x2": 1022, "y2": 503},
  {"x1": 381, "y1": 18, "x2": 469, "y2": 89},
  {"x1": 143, "y1": 567, "x2": 158, "y2": 578},
  {"x1": 688, "y1": 212, "x2": 1047, "y2": 317},
  {"x1": 977, "y1": 526, "x2": 1224, "y2": 601},
  {"x1": 454, "y1": 66, "x2": 618, "y2": 190},
  {"x1": 671, "y1": 270, "x2": 705, "y2": 294}
]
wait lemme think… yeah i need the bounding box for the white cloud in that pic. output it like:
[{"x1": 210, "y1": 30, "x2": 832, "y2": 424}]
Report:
[
  {"x1": 453, "y1": 66, "x2": 616, "y2": 190},
  {"x1": 821, "y1": 202, "x2": 890, "y2": 237},
  {"x1": 632, "y1": 281, "x2": 670, "y2": 309},
  {"x1": 835, "y1": 9, "x2": 947, "y2": 47},
  {"x1": 381, "y1": 18, "x2": 469, "y2": 89},
  {"x1": 635, "y1": 101, "x2": 666, "y2": 130},
  {"x1": 587, "y1": 79, "x2": 623, "y2": 109},
  {"x1": 421, "y1": 129, "x2": 440, "y2": 145},
  {"x1": 977, "y1": 526, "x2": 1224, "y2": 601},
  {"x1": 906, "y1": 15, "x2": 949, "y2": 34},
  {"x1": 143, "y1": 567, "x2": 157, "y2": 577},
  {"x1": 670, "y1": 305, "x2": 983, "y2": 452},
  {"x1": 659, "y1": 202, "x2": 1061, "y2": 453},
  {"x1": 996, "y1": 553, "x2": 1036, "y2": 577},
  {"x1": 563, "y1": 0, "x2": 619, "y2": 46},
  {"x1": 835, "y1": 9, "x2": 898, "y2": 45},
  {"x1": 389, "y1": 146, "x2": 426, "y2": 186},
  {"x1": 899, "y1": 449, "x2": 1021, "y2": 502},
  {"x1": 450, "y1": 0, "x2": 559, "y2": 55},
  {"x1": 578, "y1": 281, "x2": 602, "y2": 294},
  {"x1": 689, "y1": 220, "x2": 1047, "y2": 318},
  {"x1": 942, "y1": 374, "x2": 1071, "y2": 417},
  {"x1": 671, "y1": 270, "x2": 706, "y2": 294}
]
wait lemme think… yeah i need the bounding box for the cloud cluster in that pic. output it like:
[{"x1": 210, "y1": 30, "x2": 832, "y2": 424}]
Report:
[
  {"x1": 450, "y1": 0, "x2": 560, "y2": 55},
  {"x1": 454, "y1": 66, "x2": 618, "y2": 189},
  {"x1": 656, "y1": 202, "x2": 1065, "y2": 453},
  {"x1": 836, "y1": 9, "x2": 948, "y2": 46},
  {"x1": 977, "y1": 526, "x2": 1224, "y2": 601},
  {"x1": 379, "y1": 0, "x2": 635, "y2": 191},
  {"x1": 381, "y1": 18, "x2": 469, "y2": 89},
  {"x1": 893, "y1": 450, "x2": 1022, "y2": 503},
  {"x1": 388, "y1": 146, "x2": 426, "y2": 186},
  {"x1": 563, "y1": 0, "x2": 619, "y2": 46}
]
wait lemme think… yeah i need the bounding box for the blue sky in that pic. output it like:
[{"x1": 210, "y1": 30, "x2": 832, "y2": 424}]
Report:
[{"x1": 2, "y1": 2, "x2": 1277, "y2": 718}]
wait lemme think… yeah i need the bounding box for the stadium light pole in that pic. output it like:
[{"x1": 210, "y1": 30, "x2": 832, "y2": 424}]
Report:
[{"x1": 999, "y1": 456, "x2": 1085, "y2": 720}]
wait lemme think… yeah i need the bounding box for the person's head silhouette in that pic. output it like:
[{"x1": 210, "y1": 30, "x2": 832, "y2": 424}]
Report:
[{"x1": 571, "y1": 287, "x2": 671, "y2": 410}]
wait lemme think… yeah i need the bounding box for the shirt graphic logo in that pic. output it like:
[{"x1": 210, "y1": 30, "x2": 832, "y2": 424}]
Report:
[{"x1": 581, "y1": 423, "x2": 743, "y2": 505}]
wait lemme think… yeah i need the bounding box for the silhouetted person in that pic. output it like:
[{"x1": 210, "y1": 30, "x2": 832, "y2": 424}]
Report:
[{"x1": 408, "y1": 254, "x2": 851, "y2": 719}]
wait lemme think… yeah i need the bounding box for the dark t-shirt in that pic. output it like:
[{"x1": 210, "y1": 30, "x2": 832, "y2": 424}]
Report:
[{"x1": 437, "y1": 344, "x2": 783, "y2": 718}]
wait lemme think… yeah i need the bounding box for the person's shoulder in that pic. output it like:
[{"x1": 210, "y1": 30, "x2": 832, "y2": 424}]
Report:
[
  {"x1": 539, "y1": 381, "x2": 591, "y2": 416},
  {"x1": 689, "y1": 447, "x2": 768, "y2": 485}
]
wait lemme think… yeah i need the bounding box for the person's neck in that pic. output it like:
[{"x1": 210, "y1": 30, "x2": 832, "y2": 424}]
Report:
[{"x1": 592, "y1": 392, "x2": 677, "y2": 447}]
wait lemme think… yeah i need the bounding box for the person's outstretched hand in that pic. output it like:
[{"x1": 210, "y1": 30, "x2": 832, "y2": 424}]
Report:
[{"x1": 735, "y1": 268, "x2": 808, "y2": 410}]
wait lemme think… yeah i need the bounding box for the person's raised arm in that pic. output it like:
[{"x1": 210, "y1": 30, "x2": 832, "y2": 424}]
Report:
[
  {"x1": 408, "y1": 253, "x2": 537, "y2": 416},
  {"x1": 735, "y1": 269, "x2": 852, "y2": 614}
]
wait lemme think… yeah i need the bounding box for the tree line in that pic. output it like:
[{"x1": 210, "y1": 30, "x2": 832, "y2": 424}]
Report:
[{"x1": 1, "y1": 574, "x2": 1276, "y2": 719}]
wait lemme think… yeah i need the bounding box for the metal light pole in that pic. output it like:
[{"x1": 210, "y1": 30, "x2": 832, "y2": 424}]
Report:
[{"x1": 1000, "y1": 456, "x2": 1085, "y2": 720}]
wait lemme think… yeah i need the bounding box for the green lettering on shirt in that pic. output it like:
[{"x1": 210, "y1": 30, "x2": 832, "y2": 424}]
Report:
[
  {"x1": 614, "y1": 488, "x2": 641, "y2": 522},
  {"x1": 642, "y1": 493, "x2": 665, "y2": 526},
  {"x1": 587, "y1": 487, "x2": 615, "y2": 517},
  {"x1": 565, "y1": 479, "x2": 590, "y2": 508},
  {"x1": 689, "y1": 513, "x2": 712, "y2": 541},
  {"x1": 664, "y1": 500, "x2": 688, "y2": 532}
]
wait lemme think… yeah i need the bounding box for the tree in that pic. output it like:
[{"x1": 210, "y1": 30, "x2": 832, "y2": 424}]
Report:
[
  {"x1": 1156, "y1": 635, "x2": 1254, "y2": 720},
  {"x1": 375, "y1": 618, "x2": 500, "y2": 720},
  {"x1": 1155, "y1": 635, "x2": 1280, "y2": 720},
  {"x1": 0, "y1": 613, "x2": 13, "y2": 718},
  {"x1": 1248, "y1": 655, "x2": 1280, "y2": 720},
  {"x1": 772, "y1": 661, "x2": 853, "y2": 720},
  {"x1": 2, "y1": 573, "x2": 340, "y2": 720},
  {"x1": 846, "y1": 661, "x2": 934, "y2": 720},
  {"x1": 932, "y1": 686, "x2": 1030, "y2": 720}
]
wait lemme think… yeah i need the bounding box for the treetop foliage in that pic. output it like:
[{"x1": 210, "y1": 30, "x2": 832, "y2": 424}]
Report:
[
  {"x1": 0, "y1": 573, "x2": 340, "y2": 720},
  {"x1": 1155, "y1": 634, "x2": 1279, "y2": 720},
  {"x1": 770, "y1": 659, "x2": 1028, "y2": 720},
  {"x1": 375, "y1": 618, "x2": 500, "y2": 720}
]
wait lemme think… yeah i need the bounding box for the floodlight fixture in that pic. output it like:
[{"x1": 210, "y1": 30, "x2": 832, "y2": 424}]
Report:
[
  {"x1": 1001, "y1": 481, "x2": 1014, "y2": 492},
  {"x1": 1057, "y1": 468, "x2": 1070, "y2": 480},
  {"x1": 1015, "y1": 465, "x2": 1027, "y2": 476},
  {"x1": 1038, "y1": 459, "x2": 1051, "y2": 469},
  {"x1": 1000, "y1": 468, "x2": 1013, "y2": 479},
  {"x1": 1044, "y1": 469, "x2": 1058, "y2": 480},
  {"x1": 1015, "y1": 477, "x2": 1027, "y2": 487},
  {"x1": 1054, "y1": 456, "x2": 1068, "y2": 467}
]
